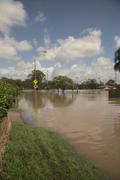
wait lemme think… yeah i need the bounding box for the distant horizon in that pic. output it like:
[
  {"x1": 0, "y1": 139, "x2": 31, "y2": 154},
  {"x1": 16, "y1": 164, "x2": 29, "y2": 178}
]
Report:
[
  {"x1": 0, "y1": 72, "x2": 116, "y2": 85},
  {"x1": 0, "y1": 0, "x2": 120, "y2": 83}
]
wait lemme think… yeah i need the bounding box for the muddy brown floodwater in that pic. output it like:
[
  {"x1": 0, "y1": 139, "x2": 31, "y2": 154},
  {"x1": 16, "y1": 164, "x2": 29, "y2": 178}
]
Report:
[{"x1": 18, "y1": 90, "x2": 120, "y2": 179}]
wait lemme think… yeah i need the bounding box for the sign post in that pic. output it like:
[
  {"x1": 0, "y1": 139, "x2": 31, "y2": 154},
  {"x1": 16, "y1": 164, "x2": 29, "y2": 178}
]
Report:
[{"x1": 33, "y1": 79, "x2": 38, "y2": 90}]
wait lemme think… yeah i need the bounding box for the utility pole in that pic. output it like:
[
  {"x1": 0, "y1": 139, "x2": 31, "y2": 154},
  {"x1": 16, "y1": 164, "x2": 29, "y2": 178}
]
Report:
[
  {"x1": 34, "y1": 58, "x2": 36, "y2": 80},
  {"x1": 33, "y1": 58, "x2": 38, "y2": 120},
  {"x1": 33, "y1": 50, "x2": 47, "y2": 90},
  {"x1": 33, "y1": 58, "x2": 38, "y2": 90}
]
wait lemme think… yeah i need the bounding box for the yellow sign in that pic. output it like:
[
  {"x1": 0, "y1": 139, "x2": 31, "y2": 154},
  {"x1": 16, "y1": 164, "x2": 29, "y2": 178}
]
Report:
[
  {"x1": 33, "y1": 79, "x2": 38, "y2": 89},
  {"x1": 34, "y1": 84, "x2": 38, "y2": 89},
  {"x1": 33, "y1": 79, "x2": 38, "y2": 84}
]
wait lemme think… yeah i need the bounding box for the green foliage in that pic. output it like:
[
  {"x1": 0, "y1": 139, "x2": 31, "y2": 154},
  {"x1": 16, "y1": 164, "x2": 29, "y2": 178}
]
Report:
[
  {"x1": 28, "y1": 70, "x2": 45, "y2": 81},
  {"x1": 53, "y1": 76, "x2": 74, "y2": 92},
  {"x1": 80, "y1": 79, "x2": 99, "y2": 89},
  {"x1": 23, "y1": 70, "x2": 46, "y2": 89},
  {"x1": 22, "y1": 78, "x2": 33, "y2": 89},
  {"x1": 0, "y1": 81, "x2": 16, "y2": 120},
  {"x1": 1, "y1": 77, "x2": 23, "y2": 89},
  {"x1": 1, "y1": 123, "x2": 107, "y2": 180},
  {"x1": 114, "y1": 48, "x2": 120, "y2": 72}
]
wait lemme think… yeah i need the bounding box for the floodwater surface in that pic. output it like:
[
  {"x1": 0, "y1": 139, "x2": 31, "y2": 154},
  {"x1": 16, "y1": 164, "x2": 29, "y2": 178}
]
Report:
[{"x1": 18, "y1": 90, "x2": 120, "y2": 179}]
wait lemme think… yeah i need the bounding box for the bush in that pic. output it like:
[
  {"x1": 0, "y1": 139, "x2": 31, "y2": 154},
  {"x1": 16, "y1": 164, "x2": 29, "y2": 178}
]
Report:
[{"x1": 0, "y1": 81, "x2": 16, "y2": 121}]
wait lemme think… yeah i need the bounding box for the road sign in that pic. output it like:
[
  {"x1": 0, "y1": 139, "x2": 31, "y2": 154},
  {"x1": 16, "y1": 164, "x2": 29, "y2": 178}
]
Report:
[
  {"x1": 33, "y1": 84, "x2": 38, "y2": 89},
  {"x1": 33, "y1": 79, "x2": 38, "y2": 84},
  {"x1": 33, "y1": 79, "x2": 38, "y2": 89}
]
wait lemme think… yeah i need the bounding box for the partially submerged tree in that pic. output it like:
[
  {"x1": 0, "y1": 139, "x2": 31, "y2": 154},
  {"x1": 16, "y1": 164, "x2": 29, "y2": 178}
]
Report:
[{"x1": 53, "y1": 75, "x2": 74, "y2": 93}]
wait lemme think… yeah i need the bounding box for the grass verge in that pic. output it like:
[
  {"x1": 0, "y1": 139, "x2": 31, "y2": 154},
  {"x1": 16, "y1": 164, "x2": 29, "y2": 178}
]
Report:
[
  {"x1": 0, "y1": 122, "x2": 108, "y2": 180},
  {"x1": 10, "y1": 108, "x2": 23, "y2": 112}
]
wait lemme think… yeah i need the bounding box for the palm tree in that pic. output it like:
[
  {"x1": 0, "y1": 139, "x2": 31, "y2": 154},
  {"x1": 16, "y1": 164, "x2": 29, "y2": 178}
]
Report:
[{"x1": 114, "y1": 48, "x2": 120, "y2": 71}]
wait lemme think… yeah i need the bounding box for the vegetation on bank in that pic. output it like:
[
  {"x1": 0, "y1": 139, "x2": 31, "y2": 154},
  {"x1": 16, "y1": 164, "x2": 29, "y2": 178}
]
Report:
[
  {"x1": 52, "y1": 75, "x2": 74, "y2": 93},
  {"x1": 1, "y1": 70, "x2": 116, "y2": 91},
  {"x1": 0, "y1": 122, "x2": 107, "y2": 180},
  {"x1": 0, "y1": 81, "x2": 16, "y2": 121}
]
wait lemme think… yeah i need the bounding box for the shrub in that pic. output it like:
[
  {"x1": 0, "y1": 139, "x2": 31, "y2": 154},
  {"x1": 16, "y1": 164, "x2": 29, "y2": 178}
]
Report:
[{"x1": 0, "y1": 81, "x2": 16, "y2": 121}]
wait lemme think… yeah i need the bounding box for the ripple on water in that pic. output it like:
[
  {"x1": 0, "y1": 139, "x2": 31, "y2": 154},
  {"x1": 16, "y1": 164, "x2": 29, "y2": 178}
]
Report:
[{"x1": 18, "y1": 90, "x2": 120, "y2": 179}]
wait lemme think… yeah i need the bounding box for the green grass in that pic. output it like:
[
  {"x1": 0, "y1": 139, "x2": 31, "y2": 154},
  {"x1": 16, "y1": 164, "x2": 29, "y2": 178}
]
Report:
[
  {"x1": 1, "y1": 123, "x2": 108, "y2": 180},
  {"x1": 10, "y1": 108, "x2": 23, "y2": 112}
]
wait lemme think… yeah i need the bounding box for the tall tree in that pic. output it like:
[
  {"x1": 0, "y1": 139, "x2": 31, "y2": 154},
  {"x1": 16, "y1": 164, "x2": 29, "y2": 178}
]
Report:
[
  {"x1": 53, "y1": 75, "x2": 74, "y2": 93},
  {"x1": 81, "y1": 79, "x2": 99, "y2": 89},
  {"x1": 114, "y1": 48, "x2": 120, "y2": 71},
  {"x1": 27, "y1": 70, "x2": 46, "y2": 89}
]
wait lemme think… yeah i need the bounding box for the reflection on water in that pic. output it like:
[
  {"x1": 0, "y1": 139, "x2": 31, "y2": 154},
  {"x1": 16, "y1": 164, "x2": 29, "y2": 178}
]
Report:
[
  {"x1": 49, "y1": 93, "x2": 75, "y2": 107},
  {"x1": 22, "y1": 91, "x2": 47, "y2": 109},
  {"x1": 18, "y1": 90, "x2": 120, "y2": 179}
]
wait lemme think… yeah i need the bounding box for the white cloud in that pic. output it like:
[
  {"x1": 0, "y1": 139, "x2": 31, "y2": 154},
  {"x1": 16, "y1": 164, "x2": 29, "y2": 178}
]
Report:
[
  {"x1": 37, "y1": 29, "x2": 103, "y2": 63},
  {"x1": 0, "y1": 36, "x2": 32, "y2": 60},
  {"x1": 0, "y1": 60, "x2": 53, "y2": 80},
  {"x1": 96, "y1": 57, "x2": 111, "y2": 66},
  {"x1": 0, "y1": 61, "x2": 33, "y2": 79},
  {"x1": 0, "y1": 0, "x2": 27, "y2": 34},
  {"x1": 0, "y1": 25, "x2": 114, "y2": 83},
  {"x1": 0, "y1": 1, "x2": 32, "y2": 61},
  {"x1": 0, "y1": 57, "x2": 115, "y2": 83},
  {"x1": 14, "y1": 40, "x2": 33, "y2": 51},
  {"x1": 34, "y1": 12, "x2": 47, "y2": 23},
  {"x1": 73, "y1": 57, "x2": 114, "y2": 83},
  {"x1": 50, "y1": 57, "x2": 114, "y2": 83},
  {"x1": 114, "y1": 36, "x2": 120, "y2": 49}
]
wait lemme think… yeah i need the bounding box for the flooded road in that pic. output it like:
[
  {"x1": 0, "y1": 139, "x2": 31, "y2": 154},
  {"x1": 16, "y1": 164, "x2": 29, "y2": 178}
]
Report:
[{"x1": 18, "y1": 90, "x2": 120, "y2": 179}]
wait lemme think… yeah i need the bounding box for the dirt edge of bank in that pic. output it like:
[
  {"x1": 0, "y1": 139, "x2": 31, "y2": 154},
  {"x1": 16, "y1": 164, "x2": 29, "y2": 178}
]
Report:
[
  {"x1": 0, "y1": 111, "x2": 23, "y2": 172},
  {"x1": 0, "y1": 117, "x2": 11, "y2": 172}
]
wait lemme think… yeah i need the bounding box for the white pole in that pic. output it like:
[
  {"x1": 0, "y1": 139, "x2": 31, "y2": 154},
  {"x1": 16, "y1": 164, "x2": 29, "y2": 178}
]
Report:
[{"x1": 34, "y1": 58, "x2": 36, "y2": 80}]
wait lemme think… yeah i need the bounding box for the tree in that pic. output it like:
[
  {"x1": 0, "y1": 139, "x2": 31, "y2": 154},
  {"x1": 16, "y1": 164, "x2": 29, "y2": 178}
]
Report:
[
  {"x1": 53, "y1": 75, "x2": 74, "y2": 93},
  {"x1": 0, "y1": 81, "x2": 16, "y2": 120},
  {"x1": 22, "y1": 78, "x2": 33, "y2": 89},
  {"x1": 81, "y1": 79, "x2": 99, "y2": 89},
  {"x1": 1, "y1": 77, "x2": 23, "y2": 90},
  {"x1": 114, "y1": 48, "x2": 120, "y2": 71},
  {"x1": 106, "y1": 79, "x2": 115, "y2": 86},
  {"x1": 27, "y1": 70, "x2": 46, "y2": 89}
]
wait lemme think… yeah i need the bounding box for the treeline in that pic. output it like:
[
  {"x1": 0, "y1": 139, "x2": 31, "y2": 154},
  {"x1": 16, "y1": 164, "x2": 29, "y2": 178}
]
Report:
[
  {"x1": 0, "y1": 81, "x2": 16, "y2": 121},
  {"x1": 0, "y1": 70, "x2": 116, "y2": 92}
]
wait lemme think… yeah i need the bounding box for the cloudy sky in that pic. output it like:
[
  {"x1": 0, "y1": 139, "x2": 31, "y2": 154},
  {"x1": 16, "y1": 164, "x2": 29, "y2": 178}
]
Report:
[{"x1": 0, "y1": 0, "x2": 120, "y2": 83}]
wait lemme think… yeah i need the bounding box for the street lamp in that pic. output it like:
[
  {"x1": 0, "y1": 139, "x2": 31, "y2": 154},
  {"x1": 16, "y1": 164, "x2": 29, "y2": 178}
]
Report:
[
  {"x1": 46, "y1": 69, "x2": 49, "y2": 90},
  {"x1": 33, "y1": 58, "x2": 38, "y2": 90},
  {"x1": 33, "y1": 50, "x2": 47, "y2": 90},
  {"x1": 34, "y1": 58, "x2": 36, "y2": 80}
]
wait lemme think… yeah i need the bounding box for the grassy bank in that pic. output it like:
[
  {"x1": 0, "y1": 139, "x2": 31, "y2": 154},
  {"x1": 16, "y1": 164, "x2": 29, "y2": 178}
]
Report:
[{"x1": 1, "y1": 123, "x2": 107, "y2": 180}]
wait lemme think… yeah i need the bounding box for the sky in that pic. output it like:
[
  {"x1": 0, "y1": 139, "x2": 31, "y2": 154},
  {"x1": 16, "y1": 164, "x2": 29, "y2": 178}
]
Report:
[{"x1": 0, "y1": 0, "x2": 120, "y2": 83}]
